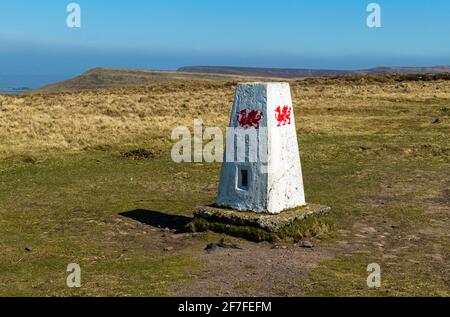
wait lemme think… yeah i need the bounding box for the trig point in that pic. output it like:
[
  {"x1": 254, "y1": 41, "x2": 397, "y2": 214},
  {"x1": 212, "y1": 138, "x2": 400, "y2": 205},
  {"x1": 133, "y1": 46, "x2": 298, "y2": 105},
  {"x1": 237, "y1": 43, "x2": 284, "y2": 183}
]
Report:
[
  {"x1": 192, "y1": 83, "x2": 330, "y2": 241},
  {"x1": 217, "y1": 82, "x2": 305, "y2": 214}
]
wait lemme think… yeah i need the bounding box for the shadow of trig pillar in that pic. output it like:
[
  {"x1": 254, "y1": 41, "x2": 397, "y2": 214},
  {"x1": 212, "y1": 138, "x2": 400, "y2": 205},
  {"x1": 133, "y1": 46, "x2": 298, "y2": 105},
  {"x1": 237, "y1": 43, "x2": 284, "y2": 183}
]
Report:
[{"x1": 216, "y1": 82, "x2": 306, "y2": 214}]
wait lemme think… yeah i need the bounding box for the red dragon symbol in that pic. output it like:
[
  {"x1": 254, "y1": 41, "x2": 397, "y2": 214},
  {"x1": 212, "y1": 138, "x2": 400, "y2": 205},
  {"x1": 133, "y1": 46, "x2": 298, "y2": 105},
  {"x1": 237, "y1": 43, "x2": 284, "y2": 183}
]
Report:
[
  {"x1": 275, "y1": 105, "x2": 292, "y2": 127},
  {"x1": 237, "y1": 109, "x2": 264, "y2": 129}
]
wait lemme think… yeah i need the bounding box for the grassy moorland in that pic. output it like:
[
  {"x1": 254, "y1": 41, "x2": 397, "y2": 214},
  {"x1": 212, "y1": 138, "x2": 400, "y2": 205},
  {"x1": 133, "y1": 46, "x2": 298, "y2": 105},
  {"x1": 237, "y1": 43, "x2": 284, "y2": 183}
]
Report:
[{"x1": 0, "y1": 74, "x2": 448, "y2": 296}]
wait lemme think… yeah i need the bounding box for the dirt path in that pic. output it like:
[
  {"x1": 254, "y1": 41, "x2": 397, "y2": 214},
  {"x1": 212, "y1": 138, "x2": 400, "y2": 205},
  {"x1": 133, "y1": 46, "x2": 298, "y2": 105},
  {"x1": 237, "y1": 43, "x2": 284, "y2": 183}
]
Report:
[
  {"x1": 117, "y1": 208, "x2": 334, "y2": 296},
  {"x1": 172, "y1": 238, "x2": 334, "y2": 297}
]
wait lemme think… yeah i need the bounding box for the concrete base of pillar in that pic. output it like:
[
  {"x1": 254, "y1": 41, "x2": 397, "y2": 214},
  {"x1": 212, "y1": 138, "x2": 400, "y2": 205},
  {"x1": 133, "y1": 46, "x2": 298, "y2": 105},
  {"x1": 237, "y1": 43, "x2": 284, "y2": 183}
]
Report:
[{"x1": 189, "y1": 204, "x2": 332, "y2": 242}]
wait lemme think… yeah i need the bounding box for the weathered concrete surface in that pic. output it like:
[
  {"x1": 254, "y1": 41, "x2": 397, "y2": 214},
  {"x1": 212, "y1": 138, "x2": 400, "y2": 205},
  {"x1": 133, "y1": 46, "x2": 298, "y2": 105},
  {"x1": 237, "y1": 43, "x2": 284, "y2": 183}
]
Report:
[
  {"x1": 216, "y1": 82, "x2": 306, "y2": 214},
  {"x1": 216, "y1": 83, "x2": 269, "y2": 212},
  {"x1": 266, "y1": 83, "x2": 306, "y2": 213},
  {"x1": 193, "y1": 204, "x2": 331, "y2": 233}
]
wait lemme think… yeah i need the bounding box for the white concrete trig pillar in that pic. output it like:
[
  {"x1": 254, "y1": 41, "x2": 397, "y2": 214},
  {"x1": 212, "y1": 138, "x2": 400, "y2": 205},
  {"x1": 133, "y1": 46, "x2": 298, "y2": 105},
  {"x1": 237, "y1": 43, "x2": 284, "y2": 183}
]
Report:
[{"x1": 216, "y1": 82, "x2": 306, "y2": 214}]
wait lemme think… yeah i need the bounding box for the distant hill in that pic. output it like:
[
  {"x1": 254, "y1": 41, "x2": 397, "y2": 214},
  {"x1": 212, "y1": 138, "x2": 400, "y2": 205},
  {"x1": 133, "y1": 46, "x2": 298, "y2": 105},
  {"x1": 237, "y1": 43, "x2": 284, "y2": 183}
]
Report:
[
  {"x1": 177, "y1": 66, "x2": 450, "y2": 78},
  {"x1": 0, "y1": 87, "x2": 31, "y2": 95},
  {"x1": 32, "y1": 66, "x2": 450, "y2": 94},
  {"x1": 177, "y1": 66, "x2": 350, "y2": 78},
  {"x1": 33, "y1": 68, "x2": 251, "y2": 94},
  {"x1": 364, "y1": 66, "x2": 450, "y2": 75}
]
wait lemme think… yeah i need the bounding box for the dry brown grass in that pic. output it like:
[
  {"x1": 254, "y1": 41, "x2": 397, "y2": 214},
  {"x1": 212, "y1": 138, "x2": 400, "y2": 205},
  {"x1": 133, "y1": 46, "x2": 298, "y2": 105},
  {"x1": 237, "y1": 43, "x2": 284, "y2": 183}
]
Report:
[{"x1": 0, "y1": 76, "x2": 449, "y2": 158}]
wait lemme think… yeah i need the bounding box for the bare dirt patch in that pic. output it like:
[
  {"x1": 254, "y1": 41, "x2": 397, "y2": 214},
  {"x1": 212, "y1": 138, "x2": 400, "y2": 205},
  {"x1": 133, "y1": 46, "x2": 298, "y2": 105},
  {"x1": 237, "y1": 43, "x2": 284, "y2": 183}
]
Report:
[
  {"x1": 114, "y1": 148, "x2": 163, "y2": 160},
  {"x1": 172, "y1": 237, "x2": 335, "y2": 297}
]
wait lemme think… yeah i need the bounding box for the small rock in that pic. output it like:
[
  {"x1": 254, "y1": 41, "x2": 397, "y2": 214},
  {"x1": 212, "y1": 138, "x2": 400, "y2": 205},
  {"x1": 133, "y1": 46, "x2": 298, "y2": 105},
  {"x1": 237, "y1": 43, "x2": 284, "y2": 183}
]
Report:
[
  {"x1": 406, "y1": 234, "x2": 420, "y2": 241},
  {"x1": 281, "y1": 246, "x2": 288, "y2": 250},
  {"x1": 432, "y1": 118, "x2": 440, "y2": 124},
  {"x1": 175, "y1": 172, "x2": 190, "y2": 179},
  {"x1": 361, "y1": 226, "x2": 377, "y2": 234},
  {"x1": 163, "y1": 247, "x2": 173, "y2": 252},
  {"x1": 299, "y1": 241, "x2": 314, "y2": 249},
  {"x1": 205, "y1": 239, "x2": 242, "y2": 253},
  {"x1": 403, "y1": 148, "x2": 413, "y2": 155},
  {"x1": 205, "y1": 243, "x2": 218, "y2": 253},
  {"x1": 25, "y1": 247, "x2": 33, "y2": 252},
  {"x1": 373, "y1": 242, "x2": 384, "y2": 248}
]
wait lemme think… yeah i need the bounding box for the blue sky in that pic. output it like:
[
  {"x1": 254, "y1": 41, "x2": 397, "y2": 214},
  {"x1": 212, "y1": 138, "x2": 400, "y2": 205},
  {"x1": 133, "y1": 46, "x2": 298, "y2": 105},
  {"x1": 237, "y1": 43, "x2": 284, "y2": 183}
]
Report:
[{"x1": 0, "y1": 0, "x2": 449, "y2": 87}]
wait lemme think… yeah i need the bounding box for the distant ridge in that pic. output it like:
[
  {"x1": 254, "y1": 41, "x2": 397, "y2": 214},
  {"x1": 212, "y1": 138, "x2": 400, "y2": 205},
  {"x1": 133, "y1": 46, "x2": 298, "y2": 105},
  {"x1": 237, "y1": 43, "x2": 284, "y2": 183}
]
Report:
[
  {"x1": 32, "y1": 66, "x2": 450, "y2": 94},
  {"x1": 0, "y1": 87, "x2": 31, "y2": 95},
  {"x1": 33, "y1": 67, "x2": 249, "y2": 94},
  {"x1": 177, "y1": 65, "x2": 450, "y2": 78}
]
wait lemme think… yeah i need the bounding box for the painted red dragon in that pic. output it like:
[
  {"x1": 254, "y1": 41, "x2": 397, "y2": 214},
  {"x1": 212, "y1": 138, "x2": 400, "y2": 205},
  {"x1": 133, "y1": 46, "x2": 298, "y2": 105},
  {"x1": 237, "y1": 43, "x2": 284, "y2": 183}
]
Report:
[
  {"x1": 237, "y1": 109, "x2": 264, "y2": 129},
  {"x1": 275, "y1": 105, "x2": 292, "y2": 127}
]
